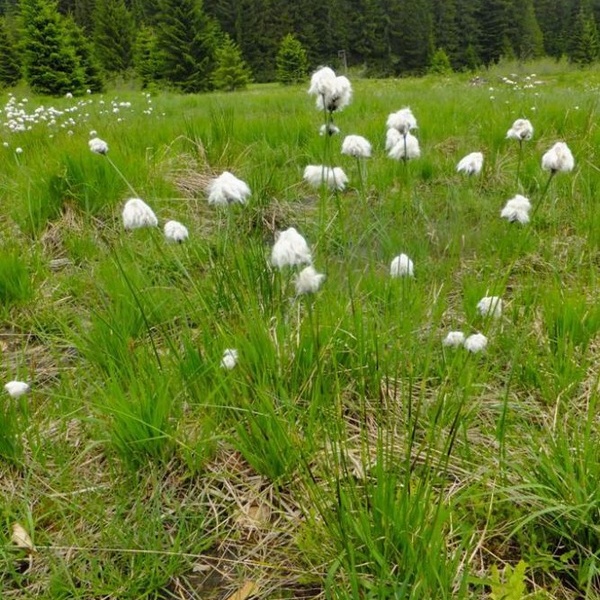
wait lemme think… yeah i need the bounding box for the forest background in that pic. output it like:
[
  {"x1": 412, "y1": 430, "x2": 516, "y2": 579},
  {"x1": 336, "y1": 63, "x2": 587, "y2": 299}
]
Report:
[{"x1": 0, "y1": 0, "x2": 599, "y2": 95}]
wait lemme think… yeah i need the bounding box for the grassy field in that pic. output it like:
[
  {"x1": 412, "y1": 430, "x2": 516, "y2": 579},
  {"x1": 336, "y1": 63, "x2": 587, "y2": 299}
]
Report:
[{"x1": 1, "y1": 59, "x2": 600, "y2": 599}]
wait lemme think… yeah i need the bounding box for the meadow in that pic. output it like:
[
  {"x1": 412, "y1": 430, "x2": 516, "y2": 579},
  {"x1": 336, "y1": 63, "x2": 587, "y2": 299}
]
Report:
[{"x1": 1, "y1": 60, "x2": 600, "y2": 599}]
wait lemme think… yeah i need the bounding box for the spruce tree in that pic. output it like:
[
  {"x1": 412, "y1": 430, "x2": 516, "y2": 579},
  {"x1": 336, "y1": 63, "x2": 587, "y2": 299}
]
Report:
[
  {"x1": 155, "y1": 0, "x2": 220, "y2": 92},
  {"x1": 569, "y1": 5, "x2": 600, "y2": 65},
  {"x1": 389, "y1": 0, "x2": 434, "y2": 75},
  {"x1": 275, "y1": 33, "x2": 308, "y2": 85},
  {"x1": 511, "y1": 0, "x2": 544, "y2": 60},
  {"x1": 20, "y1": 0, "x2": 84, "y2": 95},
  {"x1": 455, "y1": 0, "x2": 481, "y2": 70},
  {"x1": 211, "y1": 35, "x2": 251, "y2": 91},
  {"x1": 65, "y1": 16, "x2": 104, "y2": 92},
  {"x1": 429, "y1": 47, "x2": 453, "y2": 74},
  {"x1": 0, "y1": 17, "x2": 21, "y2": 87},
  {"x1": 478, "y1": 0, "x2": 511, "y2": 65},
  {"x1": 93, "y1": 0, "x2": 134, "y2": 75},
  {"x1": 134, "y1": 26, "x2": 162, "y2": 89},
  {"x1": 432, "y1": 0, "x2": 459, "y2": 67}
]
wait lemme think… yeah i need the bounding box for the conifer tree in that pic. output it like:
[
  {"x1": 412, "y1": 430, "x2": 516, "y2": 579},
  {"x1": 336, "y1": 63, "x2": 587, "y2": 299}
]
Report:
[
  {"x1": 569, "y1": 5, "x2": 600, "y2": 65},
  {"x1": 155, "y1": 0, "x2": 220, "y2": 92},
  {"x1": 65, "y1": 16, "x2": 104, "y2": 92},
  {"x1": 0, "y1": 17, "x2": 21, "y2": 87},
  {"x1": 134, "y1": 26, "x2": 162, "y2": 89},
  {"x1": 20, "y1": 0, "x2": 84, "y2": 95},
  {"x1": 93, "y1": 0, "x2": 134, "y2": 75},
  {"x1": 276, "y1": 33, "x2": 308, "y2": 85},
  {"x1": 432, "y1": 0, "x2": 459, "y2": 67},
  {"x1": 511, "y1": 0, "x2": 544, "y2": 60},
  {"x1": 211, "y1": 35, "x2": 251, "y2": 91},
  {"x1": 429, "y1": 47, "x2": 453, "y2": 74},
  {"x1": 478, "y1": 0, "x2": 511, "y2": 65},
  {"x1": 389, "y1": 0, "x2": 434, "y2": 75}
]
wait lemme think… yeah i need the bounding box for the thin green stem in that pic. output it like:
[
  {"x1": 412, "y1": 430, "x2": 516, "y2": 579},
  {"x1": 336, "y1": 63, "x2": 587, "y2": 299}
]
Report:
[
  {"x1": 106, "y1": 156, "x2": 140, "y2": 198},
  {"x1": 515, "y1": 139, "x2": 524, "y2": 189}
]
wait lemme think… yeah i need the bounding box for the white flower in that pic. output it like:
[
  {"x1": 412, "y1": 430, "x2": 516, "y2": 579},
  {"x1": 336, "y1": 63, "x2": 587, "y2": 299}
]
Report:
[
  {"x1": 319, "y1": 123, "x2": 340, "y2": 136},
  {"x1": 207, "y1": 171, "x2": 251, "y2": 206},
  {"x1": 294, "y1": 266, "x2": 325, "y2": 295},
  {"x1": 221, "y1": 348, "x2": 238, "y2": 370},
  {"x1": 122, "y1": 198, "x2": 158, "y2": 230},
  {"x1": 5, "y1": 381, "x2": 30, "y2": 398},
  {"x1": 542, "y1": 142, "x2": 574, "y2": 173},
  {"x1": 385, "y1": 128, "x2": 402, "y2": 152},
  {"x1": 308, "y1": 66, "x2": 336, "y2": 96},
  {"x1": 477, "y1": 296, "x2": 502, "y2": 319},
  {"x1": 15, "y1": 147, "x2": 23, "y2": 154},
  {"x1": 501, "y1": 194, "x2": 531, "y2": 224},
  {"x1": 309, "y1": 67, "x2": 352, "y2": 113},
  {"x1": 3, "y1": 142, "x2": 8, "y2": 148},
  {"x1": 303, "y1": 165, "x2": 348, "y2": 190},
  {"x1": 456, "y1": 152, "x2": 483, "y2": 175},
  {"x1": 390, "y1": 254, "x2": 414, "y2": 277},
  {"x1": 164, "y1": 220, "x2": 189, "y2": 242},
  {"x1": 506, "y1": 118, "x2": 534, "y2": 141},
  {"x1": 65, "y1": 92, "x2": 73, "y2": 99},
  {"x1": 386, "y1": 108, "x2": 417, "y2": 135},
  {"x1": 271, "y1": 227, "x2": 312, "y2": 268},
  {"x1": 464, "y1": 333, "x2": 488, "y2": 353},
  {"x1": 388, "y1": 133, "x2": 420, "y2": 160},
  {"x1": 341, "y1": 135, "x2": 372, "y2": 158},
  {"x1": 88, "y1": 137, "x2": 108, "y2": 155},
  {"x1": 442, "y1": 331, "x2": 465, "y2": 348},
  {"x1": 89, "y1": 130, "x2": 97, "y2": 136}
]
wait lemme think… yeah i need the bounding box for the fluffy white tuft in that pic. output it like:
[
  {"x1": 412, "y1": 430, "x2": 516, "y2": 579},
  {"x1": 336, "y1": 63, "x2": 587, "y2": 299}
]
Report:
[
  {"x1": 501, "y1": 194, "x2": 531, "y2": 224},
  {"x1": 271, "y1": 227, "x2": 312, "y2": 269},
  {"x1": 221, "y1": 348, "x2": 238, "y2": 370},
  {"x1": 388, "y1": 132, "x2": 420, "y2": 160},
  {"x1": 319, "y1": 123, "x2": 340, "y2": 136},
  {"x1": 207, "y1": 171, "x2": 251, "y2": 206},
  {"x1": 5, "y1": 380, "x2": 30, "y2": 398},
  {"x1": 464, "y1": 333, "x2": 488, "y2": 353},
  {"x1": 385, "y1": 128, "x2": 402, "y2": 152},
  {"x1": 390, "y1": 254, "x2": 414, "y2": 277},
  {"x1": 309, "y1": 67, "x2": 352, "y2": 112},
  {"x1": 303, "y1": 165, "x2": 348, "y2": 190},
  {"x1": 294, "y1": 266, "x2": 326, "y2": 295},
  {"x1": 88, "y1": 137, "x2": 108, "y2": 155},
  {"x1": 341, "y1": 135, "x2": 372, "y2": 158},
  {"x1": 456, "y1": 152, "x2": 483, "y2": 175},
  {"x1": 164, "y1": 220, "x2": 189, "y2": 242},
  {"x1": 308, "y1": 66, "x2": 336, "y2": 96},
  {"x1": 122, "y1": 198, "x2": 158, "y2": 230},
  {"x1": 386, "y1": 108, "x2": 417, "y2": 135},
  {"x1": 506, "y1": 118, "x2": 534, "y2": 141},
  {"x1": 442, "y1": 331, "x2": 465, "y2": 348},
  {"x1": 477, "y1": 296, "x2": 503, "y2": 318},
  {"x1": 542, "y1": 142, "x2": 575, "y2": 173},
  {"x1": 317, "y1": 76, "x2": 353, "y2": 113}
]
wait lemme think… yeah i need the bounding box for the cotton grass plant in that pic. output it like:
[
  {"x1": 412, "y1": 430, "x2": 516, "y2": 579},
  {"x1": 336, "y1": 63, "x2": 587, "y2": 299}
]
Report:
[{"x1": 2, "y1": 66, "x2": 600, "y2": 599}]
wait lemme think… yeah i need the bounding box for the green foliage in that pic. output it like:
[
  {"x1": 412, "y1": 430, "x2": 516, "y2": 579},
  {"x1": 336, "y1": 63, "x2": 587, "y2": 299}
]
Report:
[
  {"x1": 0, "y1": 17, "x2": 20, "y2": 88},
  {"x1": 155, "y1": 0, "x2": 220, "y2": 93},
  {"x1": 569, "y1": 6, "x2": 600, "y2": 66},
  {"x1": 276, "y1": 33, "x2": 308, "y2": 85},
  {"x1": 92, "y1": 0, "x2": 134, "y2": 75},
  {"x1": 64, "y1": 16, "x2": 104, "y2": 92},
  {"x1": 0, "y1": 251, "x2": 32, "y2": 306},
  {"x1": 211, "y1": 35, "x2": 251, "y2": 91},
  {"x1": 490, "y1": 560, "x2": 528, "y2": 600},
  {"x1": 133, "y1": 25, "x2": 162, "y2": 89},
  {"x1": 20, "y1": 0, "x2": 85, "y2": 95},
  {"x1": 429, "y1": 47, "x2": 453, "y2": 75}
]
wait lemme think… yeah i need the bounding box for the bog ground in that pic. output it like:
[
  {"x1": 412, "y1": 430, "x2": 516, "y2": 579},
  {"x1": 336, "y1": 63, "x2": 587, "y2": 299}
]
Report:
[{"x1": 1, "y1": 61, "x2": 600, "y2": 599}]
